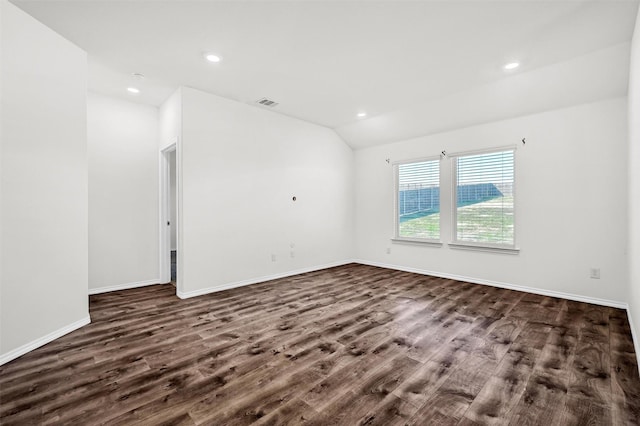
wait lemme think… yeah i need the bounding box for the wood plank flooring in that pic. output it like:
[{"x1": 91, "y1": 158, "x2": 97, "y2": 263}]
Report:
[{"x1": 1, "y1": 263, "x2": 639, "y2": 425}]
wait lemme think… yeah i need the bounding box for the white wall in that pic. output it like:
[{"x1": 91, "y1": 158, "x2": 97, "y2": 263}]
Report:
[
  {"x1": 159, "y1": 88, "x2": 182, "y2": 151},
  {"x1": 1, "y1": 1, "x2": 89, "y2": 362},
  {"x1": 87, "y1": 93, "x2": 159, "y2": 292},
  {"x1": 628, "y1": 8, "x2": 640, "y2": 346},
  {"x1": 355, "y1": 98, "x2": 629, "y2": 305},
  {"x1": 178, "y1": 87, "x2": 353, "y2": 296}
]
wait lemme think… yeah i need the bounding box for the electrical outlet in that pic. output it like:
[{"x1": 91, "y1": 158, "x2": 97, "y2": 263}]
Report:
[
  {"x1": 271, "y1": 254, "x2": 277, "y2": 262},
  {"x1": 386, "y1": 247, "x2": 391, "y2": 254},
  {"x1": 590, "y1": 268, "x2": 600, "y2": 279}
]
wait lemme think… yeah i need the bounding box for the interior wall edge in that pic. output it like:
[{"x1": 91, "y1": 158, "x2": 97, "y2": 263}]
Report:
[
  {"x1": 176, "y1": 259, "x2": 354, "y2": 299},
  {"x1": 0, "y1": 316, "x2": 91, "y2": 367},
  {"x1": 88, "y1": 279, "x2": 164, "y2": 296},
  {"x1": 627, "y1": 306, "x2": 640, "y2": 377}
]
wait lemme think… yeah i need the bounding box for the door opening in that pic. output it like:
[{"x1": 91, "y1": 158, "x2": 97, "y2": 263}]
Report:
[
  {"x1": 160, "y1": 141, "x2": 179, "y2": 293},
  {"x1": 169, "y1": 150, "x2": 177, "y2": 285}
]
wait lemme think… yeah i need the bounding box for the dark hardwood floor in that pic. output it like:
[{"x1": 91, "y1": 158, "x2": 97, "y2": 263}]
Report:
[{"x1": 1, "y1": 263, "x2": 639, "y2": 425}]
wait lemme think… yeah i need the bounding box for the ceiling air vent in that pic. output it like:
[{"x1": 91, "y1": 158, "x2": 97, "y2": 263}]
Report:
[{"x1": 256, "y1": 97, "x2": 279, "y2": 107}]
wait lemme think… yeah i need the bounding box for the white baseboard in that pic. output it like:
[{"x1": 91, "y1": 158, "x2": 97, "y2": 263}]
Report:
[
  {"x1": 0, "y1": 315, "x2": 91, "y2": 366},
  {"x1": 3, "y1": 262, "x2": 638, "y2": 376},
  {"x1": 353, "y1": 259, "x2": 628, "y2": 309},
  {"x1": 357, "y1": 259, "x2": 639, "y2": 377},
  {"x1": 89, "y1": 279, "x2": 162, "y2": 295},
  {"x1": 177, "y1": 260, "x2": 353, "y2": 299}
]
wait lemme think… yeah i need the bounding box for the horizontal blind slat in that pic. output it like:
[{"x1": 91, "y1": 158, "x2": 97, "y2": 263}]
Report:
[
  {"x1": 397, "y1": 159, "x2": 440, "y2": 241},
  {"x1": 455, "y1": 150, "x2": 514, "y2": 246}
]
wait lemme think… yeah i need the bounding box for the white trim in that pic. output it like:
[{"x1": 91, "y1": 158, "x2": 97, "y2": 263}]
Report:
[
  {"x1": 159, "y1": 143, "x2": 176, "y2": 285},
  {"x1": 353, "y1": 259, "x2": 628, "y2": 309},
  {"x1": 177, "y1": 260, "x2": 353, "y2": 299},
  {"x1": 3, "y1": 264, "x2": 637, "y2": 376},
  {"x1": 88, "y1": 279, "x2": 162, "y2": 295},
  {"x1": 392, "y1": 155, "x2": 441, "y2": 166},
  {"x1": 447, "y1": 144, "x2": 518, "y2": 158},
  {"x1": 160, "y1": 140, "x2": 181, "y2": 294},
  {"x1": 0, "y1": 316, "x2": 91, "y2": 366},
  {"x1": 391, "y1": 238, "x2": 443, "y2": 247},
  {"x1": 448, "y1": 243, "x2": 519, "y2": 255}
]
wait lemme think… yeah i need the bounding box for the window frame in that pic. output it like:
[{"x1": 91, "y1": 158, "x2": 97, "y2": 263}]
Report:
[
  {"x1": 449, "y1": 146, "x2": 518, "y2": 253},
  {"x1": 393, "y1": 156, "x2": 442, "y2": 245}
]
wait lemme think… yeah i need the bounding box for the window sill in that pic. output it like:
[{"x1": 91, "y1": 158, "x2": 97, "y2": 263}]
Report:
[
  {"x1": 448, "y1": 243, "x2": 520, "y2": 255},
  {"x1": 391, "y1": 238, "x2": 443, "y2": 247}
]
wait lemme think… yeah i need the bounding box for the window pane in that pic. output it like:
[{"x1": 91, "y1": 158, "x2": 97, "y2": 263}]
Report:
[
  {"x1": 455, "y1": 150, "x2": 514, "y2": 245},
  {"x1": 398, "y1": 160, "x2": 440, "y2": 240}
]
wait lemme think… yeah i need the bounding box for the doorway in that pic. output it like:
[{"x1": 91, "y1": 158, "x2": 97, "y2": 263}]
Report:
[
  {"x1": 169, "y1": 150, "x2": 177, "y2": 284},
  {"x1": 160, "y1": 142, "x2": 179, "y2": 292}
]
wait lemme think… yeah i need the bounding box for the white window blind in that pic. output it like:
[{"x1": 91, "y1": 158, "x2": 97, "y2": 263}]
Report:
[
  {"x1": 396, "y1": 159, "x2": 440, "y2": 241},
  {"x1": 453, "y1": 149, "x2": 515, "y2": 247}
]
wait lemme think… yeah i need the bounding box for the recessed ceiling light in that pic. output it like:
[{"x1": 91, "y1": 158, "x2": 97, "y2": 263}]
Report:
[
  {"x1": 127, "y1": 87, "x2": 140, "y2": 94},
  {"x1": 504, "y1": 62, "x2": 520, "y2": 70},
  {"x1": 204, "y1": 53, "x2": 222, "y2": 63},
  {"x1": 357, "y1": 112, "x2": 367, "y2": 118}
]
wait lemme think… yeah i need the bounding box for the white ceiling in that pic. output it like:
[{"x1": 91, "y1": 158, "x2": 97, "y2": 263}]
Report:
[{"x1": 12, "y1": 0, "x2": 640, "y2": 148}]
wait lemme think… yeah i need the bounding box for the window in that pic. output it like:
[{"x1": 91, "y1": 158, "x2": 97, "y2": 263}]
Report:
[
  {"x1": 395, "y1": 159, "x2": 440, "y2": 241},
  {"x1": 452, "y1": 149, "x2": 515, "y2": 248}
]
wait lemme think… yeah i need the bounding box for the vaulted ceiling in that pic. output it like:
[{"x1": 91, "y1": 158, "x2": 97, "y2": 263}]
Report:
[{"x1": 12, "y1": 0, "x2": 639, "y2": 148}]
